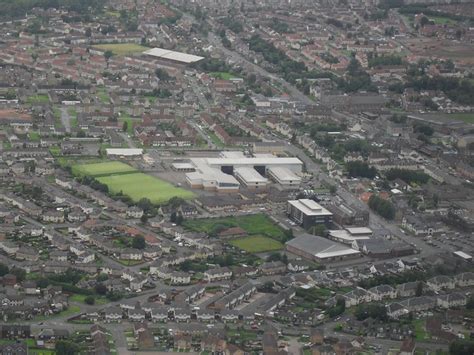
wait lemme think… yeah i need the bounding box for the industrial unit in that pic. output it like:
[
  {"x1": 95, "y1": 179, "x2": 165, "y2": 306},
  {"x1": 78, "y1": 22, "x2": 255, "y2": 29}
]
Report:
[{"x1": 287, "y1": 199, "x2": 333, "y2": 228}]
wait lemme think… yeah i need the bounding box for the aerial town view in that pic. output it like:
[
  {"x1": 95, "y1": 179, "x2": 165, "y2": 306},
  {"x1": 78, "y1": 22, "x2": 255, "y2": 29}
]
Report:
[{"x1": 0, "y1": 0, "x2": 473, "y2": 354}]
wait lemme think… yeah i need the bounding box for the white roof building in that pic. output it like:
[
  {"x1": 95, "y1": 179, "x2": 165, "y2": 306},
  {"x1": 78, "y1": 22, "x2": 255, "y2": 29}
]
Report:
[
  {"x1": 143, "y1": 48, "x2": 204, "y2": 64},
  {"x1": 106, "y1": 148, "x2": 143, "y2": 156}
]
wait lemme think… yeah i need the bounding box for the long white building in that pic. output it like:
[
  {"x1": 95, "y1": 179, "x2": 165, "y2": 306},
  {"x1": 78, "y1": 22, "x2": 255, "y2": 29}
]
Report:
[{"x1": 185, "y1": 152, "x2": 303, "y2": 192}]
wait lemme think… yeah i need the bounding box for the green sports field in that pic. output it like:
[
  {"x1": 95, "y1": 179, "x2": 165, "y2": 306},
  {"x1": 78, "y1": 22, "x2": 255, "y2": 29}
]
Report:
[
  {"x1": 72, "y1": 161, "x2": 136, "y2": 177},
  {"x1": 92, "y1": 43, "x2": 148, "y2": 56},
  {"x1": 72, "y1": 161, "x2": 195, "y2": 204},
  {"x1": 97, "y1": 172, "x2": 194, "y2": 204},
  {"x1": 230, "y1": 235, "x2": 283, "y2": 253}
]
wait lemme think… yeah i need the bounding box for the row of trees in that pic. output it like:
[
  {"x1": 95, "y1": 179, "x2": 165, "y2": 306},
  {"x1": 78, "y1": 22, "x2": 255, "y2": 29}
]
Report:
[
  {"x1": 385, "y1": 168, "x2": 430, "y2": 185},
  {"x1": 346, "y1": 161, "x2": 377, "y2": 179},
  {"x1": 0, "y1": 0, "x2": 105, "y2": 19}
]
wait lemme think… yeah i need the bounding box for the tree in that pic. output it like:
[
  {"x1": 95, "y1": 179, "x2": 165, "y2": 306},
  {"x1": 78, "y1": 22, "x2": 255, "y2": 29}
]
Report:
[
  {"x1": 104, "y1": 50, "x2": 114, "y2": 61},
  {"x1": 122, "y1": 121, "x2": 128, "y2": 132},
  {"x1": 137, "y1": 198, "x2": 153, "y2": 213},
  {"x1": 368, "y1": 195, "x2": 395, "y2": 220},
  {"x1": 56, "y1": 341, "x2": 79, "y2": 355},
  {"x1": 84, "y1": 296, "x2": 95, "y2": 305},
  {"x1": 132, "y1": 236, "x2": 146, "y2": 249},
  {"x1": 140, "y1": 214, "x2": 148, "y2": 224},
  {"x1": 95, "y1": 283, "x2": 107, "y2": 295},
  {"x1": 415, "y1": 281, "x2": 423, "y2": 297},
  {"x1": 155, "y1": 68, "x2": 171, "y2": 81},
  {"x1": 0, "y1": 263, "x2": 8, "y2": 276}
]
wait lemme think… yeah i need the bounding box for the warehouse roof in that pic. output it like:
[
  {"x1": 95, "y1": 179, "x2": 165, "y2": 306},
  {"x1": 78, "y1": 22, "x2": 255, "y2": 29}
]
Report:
[
  {"x1": 234, "y1": 167, "x2": 267, "y2": 183},
  {"x1": 286, "y1": 234, "x2": 360, "y2": 259},
  {"x1": 288, "y1": 199, "x2": 332, "y2": 216},
  {"x1": 143, "y1": 47, "x2": 204, "y2": 64},
  {"x1": 106, "y1": 148, "x2": 143, "y2": 156},
  {"x1": 268, "y1": 166, "x2": 301, "y2": 182}
]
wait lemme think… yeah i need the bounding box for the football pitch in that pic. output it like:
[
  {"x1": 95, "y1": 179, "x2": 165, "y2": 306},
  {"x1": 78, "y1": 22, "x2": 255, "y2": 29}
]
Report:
[
  {"x1": 72, "y1": 161, "x2": 195, "y2": 204},
  {"x1": 92, "y1": 43, "x2": 149, "y2": 56},
  {"x1": 229, "y1": 235, "x2": 283, "y2": 253}
]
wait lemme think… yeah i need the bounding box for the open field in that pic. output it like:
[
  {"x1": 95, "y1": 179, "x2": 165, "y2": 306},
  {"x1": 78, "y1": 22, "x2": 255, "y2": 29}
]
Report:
[
  {"x1": 446, "y1": 113, "x2": 474, "y2": 124},
  {"x1": 209, "y1": 71, "x2": 241, "y2": 80},
  {"x1": 97, "y1": 172, "x2": 195, "y2": 204},
  {"x1": 92, "y1": 43, "x2": 148, "y2": 56},
  {"x1": 230, "y1": 235, "x2": 283, "y2": 253},
  {"x1": 183, "y1": 214, "x2": 286, "y2": 241},
  {"x1": 72, "y1": 161, "x2": 136, "y2": 177},
  {"x1": 26, "y1": 94, "x2": 49, "y2": 104}
]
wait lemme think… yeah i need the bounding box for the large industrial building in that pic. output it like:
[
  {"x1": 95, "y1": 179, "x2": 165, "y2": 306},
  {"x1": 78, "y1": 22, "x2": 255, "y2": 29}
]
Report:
[
  {"x1": 143, "y1": 47, "x2": 204, "y2": 68},
  {"x1": 287, "y1": 199, "x2": 333, "y2": 228},
  {"x1": 286, "y1": 233, "x2": 360, "y2": 262},
  {"x1": 185, "y1": 151, "x2": 302, "y2": 192}
]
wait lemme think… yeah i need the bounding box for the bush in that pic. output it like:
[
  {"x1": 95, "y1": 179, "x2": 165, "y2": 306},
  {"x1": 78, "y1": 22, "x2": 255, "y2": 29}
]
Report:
[{"x1": 84, "y1": 296, "x2": 95, "y2": 305}]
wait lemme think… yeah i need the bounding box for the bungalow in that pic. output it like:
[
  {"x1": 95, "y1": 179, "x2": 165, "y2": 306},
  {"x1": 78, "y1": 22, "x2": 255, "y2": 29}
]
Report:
[{"x1": 49, "y1": 251, "x2": 68, "y2": 262}]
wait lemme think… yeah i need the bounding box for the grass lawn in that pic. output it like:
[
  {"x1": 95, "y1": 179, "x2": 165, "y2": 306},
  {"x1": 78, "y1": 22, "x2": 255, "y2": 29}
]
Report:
[
  {"x1": 447, "y1": 113, "x2": 474, "y2": 124},
  {"x1": 183, "y1": 213, "x2": 286, "y2": 241},
  {"x1": 413, "y1": 319, "x2": 428, "y2": 341},
  {"x1": 92, "y1": 43, "x2": 149, "y2": 56},
  {"x1": 72, "y1": 161, "x2": 137, "y2": 177},
  {"x1": 29, "y1": 131, "x2": 40, "y2": 141},
  {"x1": 97, "y1": 87, "x2": 110, "y2": 103},
  {"x1": 118, "y1": 113, "x2": 134, "y2": 135},
  {"x1": 230, "y1": 235, "x2": 283, "y2": 253},
  {"x1": 69, "y1": 294, "x2": 108, "y2": 305},
  {"x1": 205, "y1": 130, "x2": 224, "y2": 147},
  {"x1": 209, "y1": 71, "x2": 241, "y2": 80},
  {"x1": 97, "y1": 172, "x2": 195, "y2": 204},
  {"x1": 26, "y1": 94, "x2": 49, "y2": 104},
  {"x1": 430, "y1": 16, "x2": 457, "y2": 25},
  {"x1": 118, "y1": 259, "x2": 145, "y2": 266}
]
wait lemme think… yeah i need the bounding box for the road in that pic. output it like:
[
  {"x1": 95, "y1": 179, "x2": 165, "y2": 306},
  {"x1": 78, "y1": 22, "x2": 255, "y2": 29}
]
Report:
[
  {"x1": 120, "y1": 132, "x2": 136, "y2": 148},
  {"x1": 60, "y1": 106, "x2": 72, "y2": 133}
]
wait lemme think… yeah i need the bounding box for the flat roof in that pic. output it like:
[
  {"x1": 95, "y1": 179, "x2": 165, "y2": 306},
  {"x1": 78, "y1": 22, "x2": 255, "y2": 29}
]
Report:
[
  {"x1": 268, "y1": 166, "x2": 301, "y2": 182},
  {"x1": 345, "y1": 227, "x2": 373, "y2": 236},
  {"x1": 143, "y1": 47, "x2": 204, "y2": 64},
  {"x1": 329, "y1": 230, "x2": 371, "y2": 242},
  {"x1": 106, "y1": 148, "x2": 143, "y2": 156},
  {"x1": 206, "y1": 157, "x2": 303, "y2": 166},
  {"x1": 288, "y1": 199, "x2": 332, "y2": 217},
  {"x1": 454, "y1": 251, "x2": 472, "y2": 260},
  {"x1": 172, "y1": 163, "x2": 195, "y2": 169},
  {"x1": 234, "y1": 167, "x2": 268, "y2": 183},
  {"x1": 287, "y1": 234, "x2": 360, "y2": 259}
]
